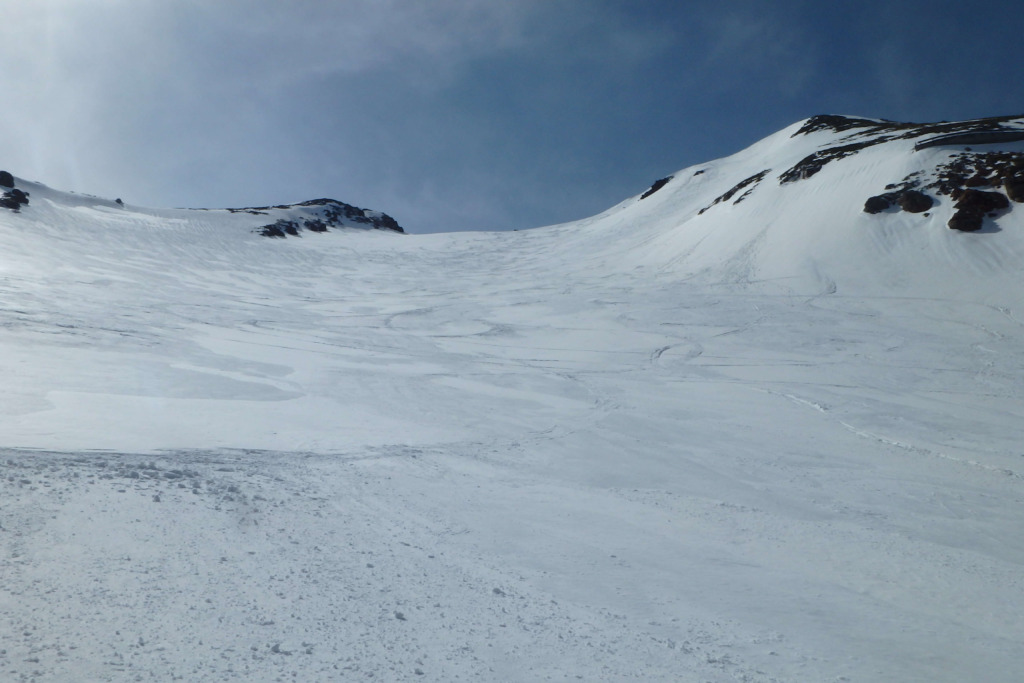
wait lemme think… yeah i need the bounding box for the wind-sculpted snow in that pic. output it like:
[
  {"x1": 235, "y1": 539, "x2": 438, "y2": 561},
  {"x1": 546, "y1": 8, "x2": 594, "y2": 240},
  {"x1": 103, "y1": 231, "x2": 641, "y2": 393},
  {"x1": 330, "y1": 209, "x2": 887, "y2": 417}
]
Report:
[{"x1": 2, "y1": 116, "x2": 1024, "y2": 681}]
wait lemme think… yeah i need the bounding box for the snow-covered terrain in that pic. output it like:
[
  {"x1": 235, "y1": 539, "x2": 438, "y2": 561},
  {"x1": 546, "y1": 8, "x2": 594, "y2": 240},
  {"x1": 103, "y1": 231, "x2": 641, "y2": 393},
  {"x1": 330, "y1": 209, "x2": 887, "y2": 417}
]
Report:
[{"x1": 2, "y1": 115, "x2": 1023, "y2": 681}]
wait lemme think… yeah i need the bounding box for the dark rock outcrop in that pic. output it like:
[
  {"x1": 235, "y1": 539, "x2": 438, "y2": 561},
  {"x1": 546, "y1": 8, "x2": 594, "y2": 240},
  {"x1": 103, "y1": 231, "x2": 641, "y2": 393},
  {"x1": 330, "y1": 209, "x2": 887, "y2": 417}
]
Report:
[
  {"x1": 947, "y1": 211, "x2": 984, "y2": 232},
  {"x1": 0, "y1": 170, "x2": 14, "y2": 188},
  {"x1": 863, "y1": 188, "x2": 933, "y2": 215},
  {"x1": 865, "y1": 148, "x2": 1022, "y2": 230},
  {"x1": 295, "y1": 199, "x2": 404, "y2": 233},
  {"x1": 898, "y1": 190, "x2": 933, "y2": 213},
  {"x1": 929, "y1": 151, "x2": 1024, "y2": 196},
  {"x1": 640, "y1": 176, "x2": 673, "y2": 200},
  {"x1": 863, "y1": 195, "x2": 893, "y2": 214},
  {"x1": 913, "y1": 130, "x2": 1024, "y2": 150},
  {"x1": 781, "y1": 141, "x2": 877, "y2": 184},
  {"x1": 784, "y1": 114, "x2": 1024, "y2": 185},
  {"x1": 793, "y1": 115, "x2": 887, "y2": 136},
  {"x1": 252, "y1": 199, "x2": 404, "y2": 238},
  {"x1": 258, "y1": 220, "x2": 300, "y2": 237},
  {"x1": 370, "y1": 212, "x2": 403, "y2": 233},
  {"x1": 950, "y1": 189, "x2": 1007, "y2": 214},
  {"x1": 953, "y1": 189, "x2": 1009, "y2": 214},
  {"x1": 259, "y1": 223, "x2": 286, "y2": 238},
  {"x1": 947, "y1": 189, "x2": 1010, "y2": 232},
  {"x1": 1005, "y1": 177, "x2": 1024, "y2": 202},
  {"x1": 0, "y1": 188, "x2": 29, "y2": 211},
  {"x1": 699, "y1": 170, "x2": 770, "y2": 214}
]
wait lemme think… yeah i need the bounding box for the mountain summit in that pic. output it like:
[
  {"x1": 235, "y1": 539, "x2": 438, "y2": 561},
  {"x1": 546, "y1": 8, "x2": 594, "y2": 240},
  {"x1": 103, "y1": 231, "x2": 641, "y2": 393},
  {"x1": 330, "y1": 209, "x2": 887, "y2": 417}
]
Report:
[
  {"x1": 539, "y1": 113, "x2": 1024, "y2": 306},
  {"x1": 637, "y1": 113, "x2": 1024, "y2": 217}
]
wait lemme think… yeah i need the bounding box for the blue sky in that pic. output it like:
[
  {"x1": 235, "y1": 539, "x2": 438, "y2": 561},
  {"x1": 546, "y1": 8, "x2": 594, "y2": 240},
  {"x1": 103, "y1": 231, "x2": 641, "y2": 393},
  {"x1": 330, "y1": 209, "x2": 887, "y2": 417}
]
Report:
[{"x1": 2, "y1": 0, "x2": 1022, "y2": 233}]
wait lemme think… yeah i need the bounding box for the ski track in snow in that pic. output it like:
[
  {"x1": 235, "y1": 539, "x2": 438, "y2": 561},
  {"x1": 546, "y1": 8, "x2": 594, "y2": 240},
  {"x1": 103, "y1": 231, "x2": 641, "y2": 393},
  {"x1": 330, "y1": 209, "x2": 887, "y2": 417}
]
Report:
[{"x1": 3, "y1": 125, "x2": 1024, "y2": 681}]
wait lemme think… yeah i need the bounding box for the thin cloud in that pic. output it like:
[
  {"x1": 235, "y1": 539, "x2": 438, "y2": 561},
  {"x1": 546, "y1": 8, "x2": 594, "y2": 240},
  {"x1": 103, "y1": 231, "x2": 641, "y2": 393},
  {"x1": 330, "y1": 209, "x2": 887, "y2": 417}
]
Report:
[
  {"x1": 0, "y1": 1, "x2": 547, "y2": 197},
  {"x1": 699, "y1": 8, "x2": 816, "y2": 98}
]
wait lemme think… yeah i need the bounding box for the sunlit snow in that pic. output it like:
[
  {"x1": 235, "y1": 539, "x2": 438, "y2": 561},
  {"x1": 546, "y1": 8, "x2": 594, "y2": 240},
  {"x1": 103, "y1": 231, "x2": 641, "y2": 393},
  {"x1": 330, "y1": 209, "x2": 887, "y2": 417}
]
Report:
[{"x1": 2, "y1": 117, "x2": 1023, "y2": 681}]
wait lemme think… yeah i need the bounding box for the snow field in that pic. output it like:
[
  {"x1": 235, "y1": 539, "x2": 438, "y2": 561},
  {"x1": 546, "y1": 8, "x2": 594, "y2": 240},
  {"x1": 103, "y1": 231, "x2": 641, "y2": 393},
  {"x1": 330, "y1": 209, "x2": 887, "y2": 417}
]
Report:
[{"x1": 2, "y1": 120, "x2": 1024, "y2": 680}]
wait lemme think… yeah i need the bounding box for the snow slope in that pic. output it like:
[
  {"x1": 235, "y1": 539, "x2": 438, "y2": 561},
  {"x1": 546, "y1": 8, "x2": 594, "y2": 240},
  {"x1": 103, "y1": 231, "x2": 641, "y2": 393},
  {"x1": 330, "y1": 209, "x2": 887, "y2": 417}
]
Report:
[{"x1": 1, "y1": 115, "x2": 1023, "y2": 681}]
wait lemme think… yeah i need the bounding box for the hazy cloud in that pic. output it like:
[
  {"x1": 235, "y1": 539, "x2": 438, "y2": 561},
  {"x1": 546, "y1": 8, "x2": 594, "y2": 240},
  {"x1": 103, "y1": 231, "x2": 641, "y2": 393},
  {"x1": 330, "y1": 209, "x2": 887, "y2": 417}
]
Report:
[
  {"x1": 700, "y1": 8, "x2": 816, "y2": 98},
  {"x1": 0, "y1": 1, "x2": 541, "y2": 182}
]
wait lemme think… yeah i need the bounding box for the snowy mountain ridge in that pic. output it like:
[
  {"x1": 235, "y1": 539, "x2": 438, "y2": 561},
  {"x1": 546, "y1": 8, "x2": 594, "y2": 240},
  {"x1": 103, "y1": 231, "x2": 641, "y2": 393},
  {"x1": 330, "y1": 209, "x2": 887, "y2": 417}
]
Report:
[
  {"x1": 3, "y1": 112, "x2": 1022, "y2": 293},
  {"x1": 524, "y1": 113, "x2": 1024, "y2": 306},
  {"x1": 0, "y1": 173, "x2": 404, "y2": 236}
]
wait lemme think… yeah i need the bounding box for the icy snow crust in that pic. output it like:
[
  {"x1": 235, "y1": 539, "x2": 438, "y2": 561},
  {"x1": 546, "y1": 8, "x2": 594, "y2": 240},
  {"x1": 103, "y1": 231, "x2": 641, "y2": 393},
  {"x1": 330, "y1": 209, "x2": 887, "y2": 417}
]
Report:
[{"x1": 2, "y1": 117, "x2": 1023, "y2": 681}]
